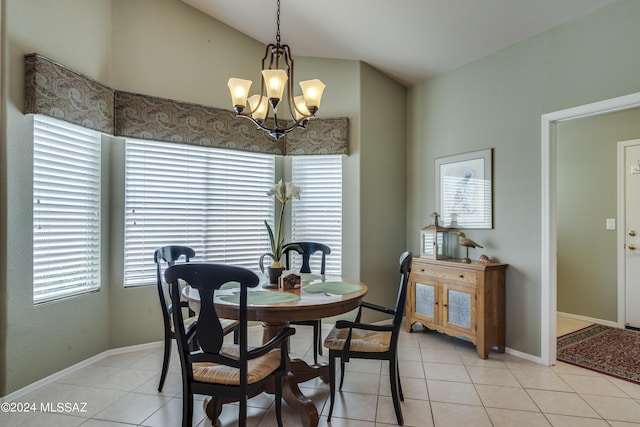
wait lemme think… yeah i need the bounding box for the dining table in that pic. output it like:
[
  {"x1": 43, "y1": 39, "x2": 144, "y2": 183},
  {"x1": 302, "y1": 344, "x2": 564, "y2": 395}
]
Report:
[{"x1": 182, "y1": 273, "x2": 368, "y2": 427}]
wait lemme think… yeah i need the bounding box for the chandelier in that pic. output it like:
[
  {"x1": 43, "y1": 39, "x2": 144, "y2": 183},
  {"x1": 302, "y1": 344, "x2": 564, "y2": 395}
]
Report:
[{"x1": 227, "y1": 0, "x2": 326, "y2": 141}]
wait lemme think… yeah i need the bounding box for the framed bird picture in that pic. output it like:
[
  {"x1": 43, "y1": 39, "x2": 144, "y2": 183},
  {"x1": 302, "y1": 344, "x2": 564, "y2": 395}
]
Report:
[{"x1": 435, "y1": 148, "x2": 493, "y2": 229}]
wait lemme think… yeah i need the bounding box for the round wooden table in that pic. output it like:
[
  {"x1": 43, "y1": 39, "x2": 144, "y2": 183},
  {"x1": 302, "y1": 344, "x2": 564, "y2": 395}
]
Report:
[{"x1": 184, "y1": 276, "x2": 368, "y2": 427}]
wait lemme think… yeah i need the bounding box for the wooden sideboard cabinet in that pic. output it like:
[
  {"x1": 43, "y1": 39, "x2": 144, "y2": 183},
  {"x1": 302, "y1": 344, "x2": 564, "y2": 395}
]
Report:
[{"x1": 405, "y1": 257, "x2": 508, "y2": 359}]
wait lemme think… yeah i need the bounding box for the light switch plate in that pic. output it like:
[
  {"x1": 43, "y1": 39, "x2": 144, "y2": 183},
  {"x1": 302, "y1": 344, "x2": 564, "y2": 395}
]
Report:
[{"x1": 606, "y1": 218, "x2": 616, "y2": 230}]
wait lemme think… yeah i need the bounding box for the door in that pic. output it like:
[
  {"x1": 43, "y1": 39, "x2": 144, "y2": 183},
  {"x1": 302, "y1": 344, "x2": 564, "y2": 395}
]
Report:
[{"x1": 623, "y1": 140, "x2": 640, "y2": 328}]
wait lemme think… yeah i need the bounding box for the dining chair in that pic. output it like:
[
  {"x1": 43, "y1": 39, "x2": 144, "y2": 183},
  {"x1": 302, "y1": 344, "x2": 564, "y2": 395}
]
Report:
[
  {"x1": 165, "y1": 262, "x2": 295, "y2": 427},
  {"x1": 323, "y1": 251, "x2": 412, "y2": 425},
  {"x1": 282, "y1": 241, "x2": 331, "y2": 364},
  {"x1": 154, "y1": 245, "x2": 238, "y2": 392}
]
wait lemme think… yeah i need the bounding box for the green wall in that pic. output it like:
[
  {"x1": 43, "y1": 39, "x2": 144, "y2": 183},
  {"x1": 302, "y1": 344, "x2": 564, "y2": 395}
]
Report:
[
  {"x1": 359, "y1": 63, "x2": 407, "y2": 321},
  {"x1": 1, "y1": 0, "x2": 407, "y2": 394},
  {"x1": 2, "y1": 0, "x2": 113, "y2": 394},
  {"x1": 408, "y1": 0, "x2": 640, "y2": 356},
  {"x1": 557, "y1": 108, "x2": 640, "y2": 321}
]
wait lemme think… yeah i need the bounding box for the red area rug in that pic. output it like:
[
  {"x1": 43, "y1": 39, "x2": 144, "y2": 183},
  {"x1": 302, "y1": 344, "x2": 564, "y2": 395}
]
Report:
[{"x1": 557, "y1": 324, "x2": 640, "y2": 384}]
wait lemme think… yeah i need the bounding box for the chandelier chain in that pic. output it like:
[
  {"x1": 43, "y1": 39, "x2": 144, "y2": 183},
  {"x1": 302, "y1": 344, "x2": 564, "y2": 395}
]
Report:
[{"x1": 276, "y1": 0, "x2": 281, "y2": 45}]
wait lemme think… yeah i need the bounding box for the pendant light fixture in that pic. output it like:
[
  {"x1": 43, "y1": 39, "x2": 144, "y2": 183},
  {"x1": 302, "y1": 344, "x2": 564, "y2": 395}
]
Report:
[{"x1": 227, "y1": 0, "x2": 326, "y2": 141}]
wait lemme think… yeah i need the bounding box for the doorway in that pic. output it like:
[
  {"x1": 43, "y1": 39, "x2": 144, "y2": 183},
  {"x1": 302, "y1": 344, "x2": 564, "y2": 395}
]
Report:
[
  {"x1": 621, "y1": 140, "x2": 640, "y2": 328},
  {"x1": 541, "y1": 91, "x2": 640, "y2": 366}
]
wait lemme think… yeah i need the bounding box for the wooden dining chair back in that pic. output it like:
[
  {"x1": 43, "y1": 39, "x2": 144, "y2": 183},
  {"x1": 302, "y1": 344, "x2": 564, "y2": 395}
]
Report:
[
  {"x1": 154, "y1": 245, "x2": 197, "y2": 392},
  {"x1": 283, "y1": 241, "x2": 331, "y2": 275},
  {"x1": 323, "y1": 251, "x2": 412, "y2": 425},
  {"x1": 154, "y1": 245, "x2": 238, "y2": 392},
  {"x1": 165, "y1": 263, "x2": 295, "y2": 427},
  {"x1": 282, "y1": 241, "x2": 331, "y2": 364}
]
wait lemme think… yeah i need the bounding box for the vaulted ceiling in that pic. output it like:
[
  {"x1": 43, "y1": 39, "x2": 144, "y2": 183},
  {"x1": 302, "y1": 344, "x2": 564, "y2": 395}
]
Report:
[{"x1": 183, "y1": 0, "x2": 617, "y2": 86}]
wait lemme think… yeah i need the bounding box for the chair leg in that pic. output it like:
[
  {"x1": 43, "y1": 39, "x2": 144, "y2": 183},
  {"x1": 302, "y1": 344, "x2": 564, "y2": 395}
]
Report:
[
  {"x1": 312, "y1": 322, "x2": 319, "y2": 365},
  {"x1": 339, "y1": 359, "x2": 346, "y2": 390},
  {"x1": 239, "y1": 396, "x2": 247, "y2": 427},
  {"x1": 275, "y1": 375, "x2": 283, "y2": 427},
  {"x1": 316, "y1": 319, "x2": 323, "y2": 356},
  {"x1": 327, "y1": 352, "x2": 336, "y2": 422},
  {"x1": 233, "y1": 327, "x2": 239, "y2": 345},
  {"x1": 389, "y1": 357, "x2": 404, "y2": 425},
  {"x1": 182, "y1": 389, "x2": 193, "y2": 427},
  {"x1": 397, "y1": 361, "x2": 404, "y2": 401},
  {"x1": 158, "y1": 335, "x2": 171, "y2": 392}
]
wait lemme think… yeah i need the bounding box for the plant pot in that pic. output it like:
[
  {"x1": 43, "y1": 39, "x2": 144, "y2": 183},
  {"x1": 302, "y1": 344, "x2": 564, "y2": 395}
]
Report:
[{"x1": 267, "y1": 266, "x2": 284, "y2": 287}]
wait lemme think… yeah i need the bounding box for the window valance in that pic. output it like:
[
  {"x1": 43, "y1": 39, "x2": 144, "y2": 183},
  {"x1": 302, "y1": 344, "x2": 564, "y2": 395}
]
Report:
[
  {"x1": 24, "y1": 53, "x2": 349, "y2": 156},
  {"x1": 24, "y1": 54, "x2": 115, "y2": 134}
]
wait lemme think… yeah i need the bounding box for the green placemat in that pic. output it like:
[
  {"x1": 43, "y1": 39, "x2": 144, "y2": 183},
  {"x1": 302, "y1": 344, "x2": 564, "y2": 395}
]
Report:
[
  {"x1": 220, "y1": 281, "x2": 240, "y2": 290},
  {"x1": 300, "y1": 273, "x2": 322, "y2": 282},
  {"x1": 219, "y1": 290, "x2": 300, "y2": 305},
  {"x1": 303, "y1": 281, "x2": 363, "y2": 295}
]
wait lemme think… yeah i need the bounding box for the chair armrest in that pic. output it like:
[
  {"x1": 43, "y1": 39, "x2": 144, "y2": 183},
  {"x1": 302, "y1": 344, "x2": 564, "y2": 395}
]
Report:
[
  {"x1": 334, "y1": 320, "x2": 394, "y2": 332},
  {"x1": 189, "y1": 328, "x2": 295, "y2": 365},
  {"x1": 360, "y1": 301, "x2": 395, "y2": 316},
  {"x1": 247, "y1": 327, "x2": 296, "y2": 359}
]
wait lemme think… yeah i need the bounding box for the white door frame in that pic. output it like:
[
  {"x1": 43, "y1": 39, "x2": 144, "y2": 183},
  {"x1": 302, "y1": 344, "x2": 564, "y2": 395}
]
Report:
[
  {"x1": 619, "y1": 139, "x2": 640, "y2": 329},
  {"x1": 541, "y1": 92, "x2": 640, "y2": 366}
]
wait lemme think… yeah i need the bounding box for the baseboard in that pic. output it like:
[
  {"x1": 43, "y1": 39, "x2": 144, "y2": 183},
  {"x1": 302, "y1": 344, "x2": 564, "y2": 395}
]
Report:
[
  {"x1": 557, "y1": 311, "x2": 618, "y2": 328},
  {"x1": 1, "y1": 341, "x2": 163, "y2": 402},
  {"x1": 505, "y1": 347, "x2": 543, "y2": 365}
]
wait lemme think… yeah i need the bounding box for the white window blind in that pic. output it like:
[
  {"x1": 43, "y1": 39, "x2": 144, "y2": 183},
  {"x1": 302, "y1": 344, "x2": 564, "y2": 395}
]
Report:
[
  {"x1": 291, "y1": 155, "x2": 342, "y2": 275},
  {"x1": 124, "y1": 139, "x2": 274, "y2": 286},
  {"x1": 33, "y1": 115, "x2": 101, "y2": 304}
]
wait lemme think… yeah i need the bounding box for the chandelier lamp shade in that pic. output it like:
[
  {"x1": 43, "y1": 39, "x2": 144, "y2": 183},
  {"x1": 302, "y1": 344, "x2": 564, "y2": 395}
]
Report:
[{"x1": 227, "y1": 0, "x2": 326, "y2": 141}]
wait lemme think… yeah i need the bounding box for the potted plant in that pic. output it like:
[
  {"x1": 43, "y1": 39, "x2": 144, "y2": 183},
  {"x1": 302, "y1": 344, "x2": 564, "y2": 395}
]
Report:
[{"x1": 259, "y1": 179, "x2": 302, "y2": 284}]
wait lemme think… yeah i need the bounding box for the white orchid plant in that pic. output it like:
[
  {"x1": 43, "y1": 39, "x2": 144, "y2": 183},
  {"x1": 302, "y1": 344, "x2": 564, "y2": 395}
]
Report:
[{"x1": 259, "y1": 180, "x2": 302, "y2": 273}]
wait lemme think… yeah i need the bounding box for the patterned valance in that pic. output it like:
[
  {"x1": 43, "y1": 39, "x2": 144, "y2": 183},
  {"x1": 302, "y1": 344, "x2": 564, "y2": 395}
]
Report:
[
  {"x1": 24, "y1": 53, "x2": 349, "y2": 156},
  {"x1": 24, "y1": 53, "x2": 114, "y2": 134},
  {"x1": 284, "y1": 117, "x2": 349, "y2": 155},
  {"x1": 114, "y1": 91, "x2": 284, "y2": 155}
]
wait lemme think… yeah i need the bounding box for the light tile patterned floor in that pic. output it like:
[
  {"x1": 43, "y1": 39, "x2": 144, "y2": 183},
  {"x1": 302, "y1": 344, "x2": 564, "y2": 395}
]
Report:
[{"x1": 2, "y1": 317, "x2": 640, "y2": 426}]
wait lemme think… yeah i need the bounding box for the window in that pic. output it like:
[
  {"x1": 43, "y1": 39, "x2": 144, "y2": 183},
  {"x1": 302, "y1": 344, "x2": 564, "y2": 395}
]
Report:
[
  {"x1": 291, "y1": 155, "x2": 342, "y2": 275},
  {"x1": 33, "y1": 115, "x2": 101, "y2": 304},
  {"x1": 124, "y1": 139, "x2": 274, "y2": 286}
]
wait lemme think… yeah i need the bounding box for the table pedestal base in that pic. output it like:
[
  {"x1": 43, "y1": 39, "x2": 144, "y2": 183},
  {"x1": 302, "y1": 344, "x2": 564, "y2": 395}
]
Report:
[{"x1": 204, "y1": 321, "x2": 329, "y2": 427}]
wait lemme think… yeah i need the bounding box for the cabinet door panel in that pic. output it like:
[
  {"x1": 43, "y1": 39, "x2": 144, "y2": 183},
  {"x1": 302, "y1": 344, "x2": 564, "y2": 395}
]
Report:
[
  {"x1": 443, "y1": 284, "x2": 475, "y2": 335},
  {"x1": 414, "y1": 281, "x2": 438, "y2": 324},
  {"x1": 447, "y1": 289, "x2": 471, "y2": 328}
]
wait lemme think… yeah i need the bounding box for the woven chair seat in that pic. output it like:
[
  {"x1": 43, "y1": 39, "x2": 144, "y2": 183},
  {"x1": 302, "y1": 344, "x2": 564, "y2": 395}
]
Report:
[
  {"x1": 192, "y1": 345, "x2": 282, "y2": 385},
  {"x1": 324, "y1": 327, "x2": 391, "y2": 353}
]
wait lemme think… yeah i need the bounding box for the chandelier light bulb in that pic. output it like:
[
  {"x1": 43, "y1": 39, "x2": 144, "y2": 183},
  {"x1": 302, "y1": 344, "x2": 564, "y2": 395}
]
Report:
[
  {"x1": 248, "y1": 95, "x2": 269, "y2": 121},
  {"x1": 293, "y1": 95, "x2": 311, "y2": 121},
  {"x1": 227, "y1": 78, "x2": 252, "y2": 110},
  {"x1": 299, "y1": 79, "x2": 326, "y2": 112},
  {"x1": 262, "y1": 69, "x2": 288, "y2": 101}
]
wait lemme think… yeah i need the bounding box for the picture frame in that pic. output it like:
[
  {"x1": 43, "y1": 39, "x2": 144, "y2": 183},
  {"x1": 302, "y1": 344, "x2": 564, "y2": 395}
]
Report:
[{"x1": 435, "y1": 148, "x2": 493, "y2": 229}]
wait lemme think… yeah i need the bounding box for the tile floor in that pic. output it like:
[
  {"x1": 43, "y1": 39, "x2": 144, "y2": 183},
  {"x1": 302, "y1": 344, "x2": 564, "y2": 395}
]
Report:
[{"x1": 2, "y1": 317, "x2": 640, "y2": 426}]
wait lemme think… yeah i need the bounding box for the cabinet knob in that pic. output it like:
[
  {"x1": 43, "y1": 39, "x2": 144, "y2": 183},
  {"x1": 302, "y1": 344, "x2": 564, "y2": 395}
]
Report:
[{"x1": 459, "y1": 275, "x2": 464, "y2": 278}]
